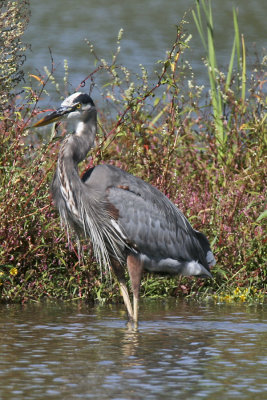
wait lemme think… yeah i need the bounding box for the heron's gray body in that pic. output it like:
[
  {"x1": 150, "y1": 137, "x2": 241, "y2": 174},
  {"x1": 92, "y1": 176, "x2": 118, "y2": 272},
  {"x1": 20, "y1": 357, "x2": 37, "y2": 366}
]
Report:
[
  {"x1": 34, "y1": 92, "x2": 215, "y2": 324},
  {"x1": 84, "y1": 164, "x2": 214, "y2": 275},
  {"x1": 52, "y1": 137, "x2": 214, "y2": 278}
]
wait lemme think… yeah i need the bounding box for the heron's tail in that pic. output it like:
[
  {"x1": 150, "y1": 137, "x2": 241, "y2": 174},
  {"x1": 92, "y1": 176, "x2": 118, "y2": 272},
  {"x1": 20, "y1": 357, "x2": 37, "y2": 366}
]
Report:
[
  {"x1": 206, "y1": 250, "x2": 216, "y2": 267},
  {"x1": 195, "y1": 231, "x2": 216, "y2": 268}
]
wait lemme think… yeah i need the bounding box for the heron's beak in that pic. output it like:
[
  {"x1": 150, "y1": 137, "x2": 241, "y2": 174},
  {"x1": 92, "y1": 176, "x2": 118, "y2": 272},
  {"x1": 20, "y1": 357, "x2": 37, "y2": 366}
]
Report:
[{"x1": 33, "y1": 106, "x2": 74, "y2": 127}]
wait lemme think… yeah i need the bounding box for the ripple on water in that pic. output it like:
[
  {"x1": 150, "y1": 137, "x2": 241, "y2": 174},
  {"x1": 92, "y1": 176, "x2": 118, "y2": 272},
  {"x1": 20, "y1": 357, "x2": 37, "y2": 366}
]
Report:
[{"x1": 0, "y1": 301, "x2": 266, "y2": 400}]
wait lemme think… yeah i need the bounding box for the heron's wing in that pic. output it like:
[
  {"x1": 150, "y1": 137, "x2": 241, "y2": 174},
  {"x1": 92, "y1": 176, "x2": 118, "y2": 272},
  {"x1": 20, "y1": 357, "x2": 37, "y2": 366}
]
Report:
[
  {"x1": 82, "y1": 164, "x2": 211, "y2": 267},
  {"x1": 106, "y1": 177, "x2": 205, "y2": 264}
]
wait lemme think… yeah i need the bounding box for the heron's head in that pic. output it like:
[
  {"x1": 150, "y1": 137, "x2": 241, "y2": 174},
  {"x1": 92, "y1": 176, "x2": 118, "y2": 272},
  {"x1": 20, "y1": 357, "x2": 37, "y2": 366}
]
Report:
[{"x1": 33, "y1": 92, "x2": 96, "y2": 128}]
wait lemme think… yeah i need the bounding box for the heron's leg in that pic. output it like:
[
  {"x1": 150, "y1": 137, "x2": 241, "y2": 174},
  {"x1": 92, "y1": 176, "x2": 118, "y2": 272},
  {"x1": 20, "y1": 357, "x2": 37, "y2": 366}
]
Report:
[
  {"x1": 127, "y1": 254, "x2": 143, "y2": 325},
  {"x1": 110, "y1": 258, "x2": 134, "y2": 321},
  {"x1": 119, "y1": 281, "x2": 134, "y2": 321}
]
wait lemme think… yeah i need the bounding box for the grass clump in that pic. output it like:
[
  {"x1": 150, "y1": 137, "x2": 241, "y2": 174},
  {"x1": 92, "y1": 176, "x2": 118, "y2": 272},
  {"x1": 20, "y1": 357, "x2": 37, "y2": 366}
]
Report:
[{"x1": 0, "y1": 5, "x2": 266, "y2": 303}]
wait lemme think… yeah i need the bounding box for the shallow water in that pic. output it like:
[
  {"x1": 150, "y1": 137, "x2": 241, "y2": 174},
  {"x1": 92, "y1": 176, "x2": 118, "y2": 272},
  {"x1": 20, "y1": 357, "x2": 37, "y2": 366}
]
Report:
[{"x1": 1, "y1": 300, "x2": 266, "y2": 399}]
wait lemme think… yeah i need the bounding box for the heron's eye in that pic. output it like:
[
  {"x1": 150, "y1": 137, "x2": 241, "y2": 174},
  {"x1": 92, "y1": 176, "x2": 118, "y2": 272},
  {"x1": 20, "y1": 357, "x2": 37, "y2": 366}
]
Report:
[{"x1": 76, "y1": 103, "x2": 82, "y2": 109}]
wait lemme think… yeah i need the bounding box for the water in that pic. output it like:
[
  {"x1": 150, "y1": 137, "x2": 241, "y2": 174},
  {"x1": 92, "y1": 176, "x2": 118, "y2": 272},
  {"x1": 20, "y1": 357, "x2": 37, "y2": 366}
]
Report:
[
  {"x1": 1, "y1": 300, "x2": 267, "y2": 399},
  {"x1": 23, "y1": 0, "x2": 267, "y2": 101}
]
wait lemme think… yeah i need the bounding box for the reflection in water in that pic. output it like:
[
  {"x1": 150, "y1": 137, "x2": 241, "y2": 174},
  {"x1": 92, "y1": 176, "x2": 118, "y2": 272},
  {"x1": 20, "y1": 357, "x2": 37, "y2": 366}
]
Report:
[
  {"x1": 0, "y1": 300, "x2": 266, "y2": 399},
  {"x1": 121, "y1": 327, "x2": 141, "y2": 358}
]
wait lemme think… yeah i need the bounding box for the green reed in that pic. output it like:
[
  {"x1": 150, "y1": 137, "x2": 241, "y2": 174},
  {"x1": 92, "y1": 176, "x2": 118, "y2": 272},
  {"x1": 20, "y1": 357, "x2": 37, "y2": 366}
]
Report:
[{"x1": 192, "y1": 1, "x2": 247, "y2": 161}]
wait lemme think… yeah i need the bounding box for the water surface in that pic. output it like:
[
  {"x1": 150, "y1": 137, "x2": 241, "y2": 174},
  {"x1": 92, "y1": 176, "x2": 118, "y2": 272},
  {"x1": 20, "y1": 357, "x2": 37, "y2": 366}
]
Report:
[
  {"x1": 1, "y1": 300, "x2": 266, "y2": 399},
  {"x1": 24, "y1": 0, "x2": 267, "y2": 101}
]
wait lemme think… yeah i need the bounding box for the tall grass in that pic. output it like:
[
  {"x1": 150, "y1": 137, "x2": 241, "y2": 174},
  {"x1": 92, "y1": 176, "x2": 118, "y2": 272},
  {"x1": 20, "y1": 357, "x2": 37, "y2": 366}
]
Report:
[{"x1": 192, "y1": 0, "x2": 248, "y2": 161}]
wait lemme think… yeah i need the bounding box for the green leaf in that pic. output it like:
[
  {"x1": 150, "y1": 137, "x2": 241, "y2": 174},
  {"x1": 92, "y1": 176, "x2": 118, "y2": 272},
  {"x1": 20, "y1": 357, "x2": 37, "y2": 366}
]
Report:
[{"x1": 257, "y1": 210, "x2": 267, "y2": 222}]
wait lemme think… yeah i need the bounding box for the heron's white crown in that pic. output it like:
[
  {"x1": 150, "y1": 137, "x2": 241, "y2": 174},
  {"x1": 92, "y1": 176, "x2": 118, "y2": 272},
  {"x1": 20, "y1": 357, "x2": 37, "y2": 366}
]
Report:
[{"x1": 61, "y1": 92, "x2": 83, "y2": 107}]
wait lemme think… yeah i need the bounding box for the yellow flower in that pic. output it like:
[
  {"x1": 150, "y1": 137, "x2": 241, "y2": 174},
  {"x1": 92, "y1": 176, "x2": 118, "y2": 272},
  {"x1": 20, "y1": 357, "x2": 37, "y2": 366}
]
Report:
[
  {"x1": 239, "y1": 294, "x2": 246, "y2": 302},
  {"x1": 224, "y1": 294, "x2": 233, "y2": 303},
  {"x1": 10, "y1": 267, "x2": 18, "y2": 276},
  {"x1": 234, "y1": 287, "x2": 240, "y2": 295},
  {"x1": 0, "y1": 271, "x2": 4, "y2": 278}
]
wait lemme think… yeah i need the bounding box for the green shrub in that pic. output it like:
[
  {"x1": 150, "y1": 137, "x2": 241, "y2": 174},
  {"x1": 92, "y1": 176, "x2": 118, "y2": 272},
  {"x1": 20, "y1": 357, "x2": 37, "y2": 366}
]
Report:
[{"x1": 0, "y1": 0, "x2": 30, "y2": 111}]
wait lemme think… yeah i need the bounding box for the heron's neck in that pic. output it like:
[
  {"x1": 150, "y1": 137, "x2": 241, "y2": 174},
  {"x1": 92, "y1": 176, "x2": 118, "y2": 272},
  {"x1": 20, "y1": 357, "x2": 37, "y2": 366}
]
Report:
[
  {"x1": 59, "y1": 112, "x2": 97, "y2": 167},
  {"x1": 55, "y1": 113, "x2": 97, "y2": 207}
]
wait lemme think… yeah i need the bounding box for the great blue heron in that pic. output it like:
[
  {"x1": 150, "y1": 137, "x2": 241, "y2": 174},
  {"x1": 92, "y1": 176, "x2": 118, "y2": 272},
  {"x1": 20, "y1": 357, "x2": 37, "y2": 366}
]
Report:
[{"x1": 33, "y1": 92, "x2": 215, "y2": 324}]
